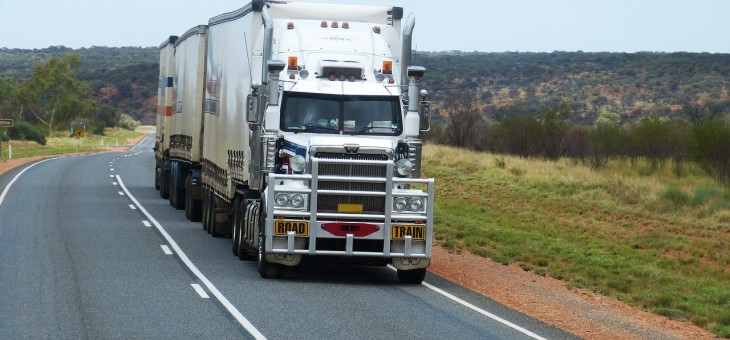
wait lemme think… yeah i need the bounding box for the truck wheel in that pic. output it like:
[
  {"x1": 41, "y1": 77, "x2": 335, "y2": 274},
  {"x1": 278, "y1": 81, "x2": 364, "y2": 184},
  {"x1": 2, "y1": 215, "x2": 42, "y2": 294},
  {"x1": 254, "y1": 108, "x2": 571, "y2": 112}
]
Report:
[
  {"x1": 190, "y1": 196, "x2": 202, "y2": 222},
  {"x1": 185, "y1": 175, "x2": 192, "y2": 220},
  {"x1": 237, "y1": 199, "x2": 256, "y2": 261},
  {"x1": 257, "y1": 231, "x2": 284, "y2": 278},
  {"x1": 155, "y1": 167, "x2": 160, "y2": 190},
  {"x1": 168, "y1": 168, "x2": 176, "y2": 207},
  {"x1": 172, "y1": 172, "x2": 185, "y2": 210},
  {"x1": 202, "y1": 188, "x2": 210, "y2": 232},
  {"x1": 397, "y1": 268, "x2": 426, "y2": 284},
  {"x1": 160, "y1": 168, "x2": 170, "y2": 199},
  {"x1": 210, "y1": 194, "x2": 224, "y2": 237},
  {"x1": 232, "y1": 196, "x2": 242, "y2": 256}
]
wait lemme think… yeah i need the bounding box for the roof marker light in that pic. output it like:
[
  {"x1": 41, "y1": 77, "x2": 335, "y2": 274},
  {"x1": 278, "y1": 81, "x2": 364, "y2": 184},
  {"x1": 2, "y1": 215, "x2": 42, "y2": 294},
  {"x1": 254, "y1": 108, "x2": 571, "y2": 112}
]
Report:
[
  {"x1": 382, "y1": 61, "x2": 393, "y2": 74},
  {"x1": 343, "y1": 22, "x2": 349, "y2": 29},
  {"x1": 287, "y1": 22, "x2": 294, "y2": 29},
  {"x1": 287, "y1": 56, "x2": 298, "y2": 70},
  {"x1": 321, "y1": 21, "x2": 327, "y2": 28},
  {"x1": 372, "y1": 26, "x2": 381, "y2": 34},
  {"x1": 331, "y1": 21, "x2": 338, "y2": 28}
]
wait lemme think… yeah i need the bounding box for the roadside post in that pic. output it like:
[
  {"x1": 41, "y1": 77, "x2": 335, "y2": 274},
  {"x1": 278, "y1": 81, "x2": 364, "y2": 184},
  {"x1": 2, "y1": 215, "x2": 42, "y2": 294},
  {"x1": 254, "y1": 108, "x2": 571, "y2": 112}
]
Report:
[{"x1": 0, "y1": 118, "x2": 13, "y2": 160}]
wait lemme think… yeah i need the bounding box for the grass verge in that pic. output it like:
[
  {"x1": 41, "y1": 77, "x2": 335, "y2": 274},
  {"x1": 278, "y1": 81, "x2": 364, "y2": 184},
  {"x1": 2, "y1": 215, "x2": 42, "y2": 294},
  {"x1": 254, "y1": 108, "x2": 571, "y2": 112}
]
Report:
[
  {"x1": 424, "y1": 144, "x2": 730, "y2": 337},
  {"x1": 0, "y1": 127, "x2": 148, "y2": 162}
]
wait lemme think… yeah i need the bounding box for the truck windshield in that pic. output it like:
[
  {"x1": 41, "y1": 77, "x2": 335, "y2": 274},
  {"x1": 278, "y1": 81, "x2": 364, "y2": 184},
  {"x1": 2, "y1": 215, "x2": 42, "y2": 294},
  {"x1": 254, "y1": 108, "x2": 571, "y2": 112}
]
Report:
[{"x1": 281, "y1": 93, "x2": 402, "y2": 135}]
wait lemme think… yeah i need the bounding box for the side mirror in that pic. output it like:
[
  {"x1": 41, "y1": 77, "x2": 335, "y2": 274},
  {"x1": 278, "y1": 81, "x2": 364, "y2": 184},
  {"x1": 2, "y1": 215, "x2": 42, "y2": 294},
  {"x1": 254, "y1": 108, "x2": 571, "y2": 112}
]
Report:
[{"x1": 418, "y1": 89, "x2": 430, "y2": 132}]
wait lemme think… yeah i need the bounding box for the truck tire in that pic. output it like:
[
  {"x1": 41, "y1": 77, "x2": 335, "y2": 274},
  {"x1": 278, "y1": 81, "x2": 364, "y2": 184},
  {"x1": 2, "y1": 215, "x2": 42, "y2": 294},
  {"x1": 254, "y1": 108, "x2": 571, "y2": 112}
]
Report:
[
  {"x1": 188, "y1": 175, "x2": 202, "y2": 222},
  {"x1": 155, "y1": 167, "x2": 160, "y2": 190},
  {"x1": 209, "y1": 194, "x2": 224, "y2": 238},
  {"x1": 171, "y1": 170, "x2": 185, "y2": 210},
  {"x1": 237, "y1": 199, "x2": 256, "y2": 261},
  {"x1": 397, "y1": 268, "x2": 427, "y2": 284},
  {"x1": 168, "y1": 168, "x2": 177, "y2": 207},
  {"x1": 202, "y1": 188, "x2": 210, "y2": 232},
  {"x1": 232, "y1": 196, "x2": 242, "y2": 256},
  {"x1": 185, "y1": 175, "x2": 192, "y2": 220},
  {"x1": 257, "y1": 231, "x2": 284, "y2": 278},
  {"x1": 160, "y1": 168, "x2": 170, "y2": 199}
]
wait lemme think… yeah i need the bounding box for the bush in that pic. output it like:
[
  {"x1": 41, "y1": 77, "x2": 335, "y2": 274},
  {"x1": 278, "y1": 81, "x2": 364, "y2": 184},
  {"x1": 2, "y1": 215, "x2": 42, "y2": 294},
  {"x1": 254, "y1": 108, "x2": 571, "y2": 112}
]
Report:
[
  {"x1": 690, "y1": 119, "x2": 730, "y2": 187},
  {"x1": 8, "y1": 121, "x2": 46, "y2": 145},
  {"x1": 118, "y1": 113, "x2": 140, "y2": 131},
  {"x1": 660, "y1": 185, "x2": 689, "y2": 206}
]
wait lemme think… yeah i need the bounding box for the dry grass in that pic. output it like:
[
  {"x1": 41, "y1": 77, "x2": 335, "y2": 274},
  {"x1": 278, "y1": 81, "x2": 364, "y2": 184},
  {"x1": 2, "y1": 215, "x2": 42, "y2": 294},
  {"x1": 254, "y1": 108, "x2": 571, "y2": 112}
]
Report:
[{"x1": 423, "y1": 143, "x2": 730, "y2": 337}]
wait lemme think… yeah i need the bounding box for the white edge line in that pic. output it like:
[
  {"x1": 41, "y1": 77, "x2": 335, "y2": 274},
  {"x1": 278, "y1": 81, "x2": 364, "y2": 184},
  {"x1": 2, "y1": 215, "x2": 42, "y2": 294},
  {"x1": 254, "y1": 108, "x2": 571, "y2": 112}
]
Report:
[
  {"x1": 191, "y1": 284, "x2": 210, "y2": 298},
  {"x1": 387, "y1": 265, "x2": 546, "y2": 340},
  {"x1": 116, "y1": 175, "x2": 266, "y2": 340},
  {"x1": 0, "y1": 158, "x2": 59, "y2": 208},
  {"x1": 161, "y1": 245, "x2": 173, "y2": 255}
]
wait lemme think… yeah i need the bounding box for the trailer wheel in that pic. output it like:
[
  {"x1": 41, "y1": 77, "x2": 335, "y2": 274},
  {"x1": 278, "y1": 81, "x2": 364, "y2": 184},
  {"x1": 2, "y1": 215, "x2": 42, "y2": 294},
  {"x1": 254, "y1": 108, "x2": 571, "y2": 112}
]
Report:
[
  {"x1": 189, "y1": 178, "x2": 202, "y2": 222},
  {"x1": 171, "y1": 169, "x2": 185, "y2": 210},
  {"x1": 397, "y1": 268, "x2": 426, "y2": 284},
  {"x1": 168, "y1": 167, "x2": 177, "y2": 208},
  {"x1": 210, "y1": 194, "x2": 224, "y2": 238},
  {"x1": 159, "y1": 167, "x2": 170, "y2": 199},
  {"x1": 154, "y1": 167, "x2": 160, "y2": 190},
  {"x1": 185, "y1": 175, "x2": 192, "y2": 220},
  {"x1": 202, "y1": 188, "x2": 210, "y2": 232}
]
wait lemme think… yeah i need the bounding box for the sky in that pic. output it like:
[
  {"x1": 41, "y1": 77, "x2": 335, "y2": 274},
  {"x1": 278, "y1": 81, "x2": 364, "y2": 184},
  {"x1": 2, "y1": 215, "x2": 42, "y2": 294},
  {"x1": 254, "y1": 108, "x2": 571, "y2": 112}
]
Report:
[{"x1": 1, "y1": 0, "x2": 729, "y2": 53}]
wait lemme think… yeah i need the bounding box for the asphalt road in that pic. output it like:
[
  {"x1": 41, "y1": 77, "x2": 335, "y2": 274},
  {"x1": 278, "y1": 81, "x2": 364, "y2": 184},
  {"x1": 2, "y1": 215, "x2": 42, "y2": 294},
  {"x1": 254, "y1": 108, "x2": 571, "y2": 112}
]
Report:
[{"x1": 0, "y1": 136, "x2": 577, "y2": 339}]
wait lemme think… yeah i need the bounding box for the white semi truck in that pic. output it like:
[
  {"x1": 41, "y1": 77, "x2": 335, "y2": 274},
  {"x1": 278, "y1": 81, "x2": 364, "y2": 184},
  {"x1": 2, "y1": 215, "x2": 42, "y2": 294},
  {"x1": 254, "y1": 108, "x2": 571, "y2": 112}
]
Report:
[{"x1": 155, "y1": 0, "x2": 434, "y2": 284}]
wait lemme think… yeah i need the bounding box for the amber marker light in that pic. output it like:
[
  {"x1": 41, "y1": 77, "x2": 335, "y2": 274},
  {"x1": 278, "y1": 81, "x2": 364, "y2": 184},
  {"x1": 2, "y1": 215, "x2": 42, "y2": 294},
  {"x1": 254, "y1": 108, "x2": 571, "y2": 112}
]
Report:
[
  {"x1": 382, "y1": 61, "x2": 393, "y2": 74},
  {"x1": 287, "y1": 56, "x2": 298, "y2": 70}
]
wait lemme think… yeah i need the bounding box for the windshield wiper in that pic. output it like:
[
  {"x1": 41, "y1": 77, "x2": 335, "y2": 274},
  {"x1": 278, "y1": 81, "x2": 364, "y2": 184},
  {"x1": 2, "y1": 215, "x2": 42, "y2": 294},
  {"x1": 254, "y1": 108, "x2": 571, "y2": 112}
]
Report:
[{"x1": 299, "y1": 122, "x2": 339, "y2": 132}]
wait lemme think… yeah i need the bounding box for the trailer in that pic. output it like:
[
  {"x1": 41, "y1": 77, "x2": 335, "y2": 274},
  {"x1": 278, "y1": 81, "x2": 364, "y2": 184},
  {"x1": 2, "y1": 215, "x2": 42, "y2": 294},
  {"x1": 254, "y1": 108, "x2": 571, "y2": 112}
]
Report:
[
  {"x1": 157, "y1": 0, "x2": 434, "y2": 284},
  {"x1": 155, "y1": 35, "x2": 177, "y2": 198}
]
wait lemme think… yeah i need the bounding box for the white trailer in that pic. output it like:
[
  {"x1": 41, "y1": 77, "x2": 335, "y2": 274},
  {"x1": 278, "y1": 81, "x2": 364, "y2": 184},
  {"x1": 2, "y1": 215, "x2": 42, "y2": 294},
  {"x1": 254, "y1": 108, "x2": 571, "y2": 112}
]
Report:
[
  {"x1": 155, "y1": 35, "x2": 177, "y2": 197},
  {"x1": 166, "y1": 25, "x2": 208, "y2": 220},
  {"x1": 159, "y1": 0, "x2": 433, "y2": 284}
]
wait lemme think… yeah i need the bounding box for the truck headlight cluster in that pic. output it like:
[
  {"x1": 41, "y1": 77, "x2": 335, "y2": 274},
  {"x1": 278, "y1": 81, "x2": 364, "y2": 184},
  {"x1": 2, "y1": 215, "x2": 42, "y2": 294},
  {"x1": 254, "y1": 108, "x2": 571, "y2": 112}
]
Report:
[
  {"x1": 393, "y1": 197, "x2": 425, "y2": 213},
  {"x1": 275, "y1": 193, "x2": 305, "y2": 208}
]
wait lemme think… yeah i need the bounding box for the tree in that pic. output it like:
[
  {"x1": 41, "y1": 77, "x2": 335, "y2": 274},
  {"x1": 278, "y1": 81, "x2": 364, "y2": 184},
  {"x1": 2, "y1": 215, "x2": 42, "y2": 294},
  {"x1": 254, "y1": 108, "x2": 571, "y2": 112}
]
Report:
[
  {"x1": 540, "y1": 102, "x2": 572, "y2": 160},
  {"x1": 443, "y1": 93, "x2": 485, "y2": 149},
  {"x1": 0, "y1": 76, "x2": 18, "y2": 119},
  {"x1": 14, "y1": 54, "x2": 97, "y2": 137}
]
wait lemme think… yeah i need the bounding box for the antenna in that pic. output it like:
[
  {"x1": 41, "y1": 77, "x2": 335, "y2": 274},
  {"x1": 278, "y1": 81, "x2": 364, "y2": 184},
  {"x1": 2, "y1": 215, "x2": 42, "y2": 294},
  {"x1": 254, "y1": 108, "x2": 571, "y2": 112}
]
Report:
[{"x1": 244, "y1": 33, "x2": 252, "y2": 84}]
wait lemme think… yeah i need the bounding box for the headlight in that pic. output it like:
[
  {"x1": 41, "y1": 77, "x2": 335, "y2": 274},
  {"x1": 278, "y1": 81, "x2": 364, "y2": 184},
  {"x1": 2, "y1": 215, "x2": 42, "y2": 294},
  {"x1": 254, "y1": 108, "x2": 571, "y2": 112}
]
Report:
[
  {"x1": 290, "y1": 155, "x2": 306, "y2": 172},
  {"x1": 394, "y1": 197, "x2": 408, "y2": 211},
  {"x1": 275, "y1": 193, "x2": 290, "y2": 207},
  {"x1": 409, "y1": 197, "x2": 424, "y2": 212},
  {"x1": 290, "y1": 194, "x2": 304, "y2": 208},
  {"x1": 396, "y1": 158, "x2": 413, "y2": 176}
]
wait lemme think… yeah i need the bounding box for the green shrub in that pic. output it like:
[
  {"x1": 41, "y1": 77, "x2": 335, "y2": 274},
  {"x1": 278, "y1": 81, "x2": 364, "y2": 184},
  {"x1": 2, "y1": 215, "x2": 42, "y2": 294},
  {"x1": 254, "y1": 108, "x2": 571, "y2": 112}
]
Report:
[
  {"x1": 118, "y1": 113, "x2": 140, "y2": 131},
  {"x1": 8, "y1": 121, "x2": 46, "y2": 145},
  {"x1": 660, "y1": 185, "x2": 689, "y2": 206}
]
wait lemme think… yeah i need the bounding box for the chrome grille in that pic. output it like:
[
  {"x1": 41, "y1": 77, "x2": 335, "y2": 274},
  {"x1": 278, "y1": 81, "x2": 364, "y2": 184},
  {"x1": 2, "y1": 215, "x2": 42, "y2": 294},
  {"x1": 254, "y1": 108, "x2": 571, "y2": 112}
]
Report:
[{"x1": 314, "y1": 152, "x2": 389, "y2": 213}]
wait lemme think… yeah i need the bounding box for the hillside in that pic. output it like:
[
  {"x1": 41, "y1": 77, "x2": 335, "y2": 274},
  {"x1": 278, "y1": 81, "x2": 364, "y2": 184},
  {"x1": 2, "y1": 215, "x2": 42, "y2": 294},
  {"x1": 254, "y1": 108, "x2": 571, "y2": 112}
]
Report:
[
  {"x1": 417, "y1": 51, "x2": 730, "y2": 124},
  {"x1": 2, "y1": 47, "x2": 730, "y2": 125},
  {"x1": 0, "y1": 46, "x2": 158, "y2": 124}
]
